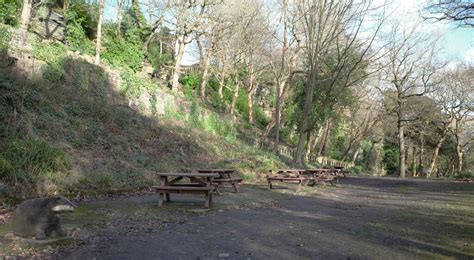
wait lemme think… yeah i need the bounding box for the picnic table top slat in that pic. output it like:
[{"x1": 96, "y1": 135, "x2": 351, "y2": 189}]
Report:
[
  {"x1": 196, "y1": 169, "x2": 235, "y2": 172},
  {"x1": 156, "y1": 173, "x2": 219, "y2": 177},
  {"x1": 153, "y1": 186, "x2": 214, "y2": 191},
  {"x1": 213, "y1": 178, "x2": 243, "y2": 182},
  {"x1": 273, "y1": 169, "x2": 306, "y2": 172}
]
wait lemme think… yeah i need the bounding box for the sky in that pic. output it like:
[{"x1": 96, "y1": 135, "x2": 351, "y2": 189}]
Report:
[
  {"x1": 388, "y1": 0, "x2": 474, "y2": 65},
  {"x1": 102, "y1": 0, "x2": 474, "y2": 66}
]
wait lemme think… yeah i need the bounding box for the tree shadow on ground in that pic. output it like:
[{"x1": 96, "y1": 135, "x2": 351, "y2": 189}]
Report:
[{"x1": 57, "y1": 177, "x2": 474, "y2": 259}]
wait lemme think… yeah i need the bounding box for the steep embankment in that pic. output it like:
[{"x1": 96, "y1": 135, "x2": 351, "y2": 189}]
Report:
[{"x1": 0, "y1": 26, "x2": 285, "y2": 201}]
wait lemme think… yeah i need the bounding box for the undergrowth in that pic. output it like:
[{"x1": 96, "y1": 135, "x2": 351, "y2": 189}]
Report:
[{"x1": 0, "y1": 136, "x2": 70, "y2": 186}]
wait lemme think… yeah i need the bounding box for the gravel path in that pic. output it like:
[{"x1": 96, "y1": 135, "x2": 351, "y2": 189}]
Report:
[{"x1": 58, "y1": 176, "x2": 474, "y2": 260}]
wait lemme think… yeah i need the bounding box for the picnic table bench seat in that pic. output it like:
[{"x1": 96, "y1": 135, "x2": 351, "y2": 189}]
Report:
[
  {"x1": 195, "y1": 169, "x2": 242, "y2": 193},
  {"x1": 267, "y1": 176, "x2": 305, "y2": 181},
  {"x1": 212, "y1": 178, "x2": 243, "y2": 182},
  {"x1": 153, "y1": 186, "x2": 214, "y2": 191},
  {"x1": 266, "y1": 170, "x2": 306, "y2": 191},
  {"x1": 155, "y1": 173, "x2": 218, "y2": 208}
]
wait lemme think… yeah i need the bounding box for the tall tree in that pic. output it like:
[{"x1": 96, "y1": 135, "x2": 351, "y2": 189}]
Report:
[
  {"x1": 115, "y1": 0, "x2": 126, "y2": 37},
  {"x1": 377, "y1": 24, "x2": 444, "y2": 178},
  {"x1": 170, "y1": 1, "x2": 209, "y2": 92},
  {"x1": 20, "y1": 0, "x2": 32, "y2": 29},
  {"x1": 263, "y1": 0, "x2": 303, "y2": 152},
  {"x1": 291, "y1": 0, "x2": 385, "y2": 166},
  {"x1": 95, "y1": 0, "x2": 105, "y2": 65},
  {"x1": 439, "y1": 65, "x2": 474, "y2": 173}
]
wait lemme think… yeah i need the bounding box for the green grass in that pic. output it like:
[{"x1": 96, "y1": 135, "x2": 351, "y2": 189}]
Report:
[{"x1": 0, "y1": 136, "x2": 70, "y2": 185}]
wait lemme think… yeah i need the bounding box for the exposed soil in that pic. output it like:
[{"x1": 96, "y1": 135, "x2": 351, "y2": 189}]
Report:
[{"x1": 2, "y1": 176, "x2": 474, "y2": 259}]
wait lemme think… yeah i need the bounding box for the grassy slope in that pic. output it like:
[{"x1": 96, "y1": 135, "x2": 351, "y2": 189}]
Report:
[{"x1": 0, "y1": 27, "x2": 287, "y2": 200}]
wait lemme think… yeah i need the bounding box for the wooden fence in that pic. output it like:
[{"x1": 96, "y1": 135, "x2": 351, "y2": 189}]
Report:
[{"x1": 240, "y1": 135, "x2": 354, "y2": 168}]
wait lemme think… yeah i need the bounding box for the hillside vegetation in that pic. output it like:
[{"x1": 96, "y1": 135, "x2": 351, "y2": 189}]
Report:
[{"x1": 0, "y1": 25, "x2": 285, "y2": 203}]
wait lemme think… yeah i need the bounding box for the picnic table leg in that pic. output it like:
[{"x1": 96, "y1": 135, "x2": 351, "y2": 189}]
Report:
[
  {"x1": 232, "y1": 182, "x2": 239, "y2": 193},
  {"x1": 166, "y1": 193, "x2": 171, "y2": 202},
  {"x1": 158, "y1": 193, "x2": 164, "y2": 207},
  {"x1": 213, "y1": 183, "x2": 222, "y2": 195},
  {"x1": 267, "y1": 180, "x2": 272, "y2": 190},
  {"x1": 304, "y1": 178, "x2": 310, "y2": 186},
  {"x1": 158, "y1": 175, "x2": 165, "y2": 207},
  {"x1": 297, "y1": 181, "x2": 302, "y2": 192},
  {"x1": 205, "y1": 191, "x2": 211, "y2": 208}
]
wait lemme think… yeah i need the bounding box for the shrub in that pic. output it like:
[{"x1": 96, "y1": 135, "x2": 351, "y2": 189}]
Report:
[
  {"x1": 65, "y1": 8, "x2": 95, "y2": 55},
  {"x1": 102, "y1": 37, "x2": 144, "y2": 71},
  {"x1": 347, "y1": 165, "x2": 364, "y2": 175},
  {"x1": 201, "y1": 113, "x2": 236, "y2": 141},
  {"x1": 382, "y1": 143, "x2": 399, "y2": 174},
  {"x1": 147, "y1": 48, "x2": 172, "y2": 73},
  {"x1": 0, "y1": 24, "x2": 10, "y2": 51},
  {"x1": 236, "y1": 88, "x2": 248, "y2": 117},
  {"x1": 454, "y1": 170, "x2": 472, "y2": 180},
  {"x1": 0, "y1": 137, "x2": 70, "y2": 184},
  {"x1": 181, "y1": 73, "x2": 201, "y2": 99},
  {"x1": 253, "y1": 106, "x2": 269, "y2": 128},
  {"x1": 33, "y1": 39, "x2": 68, "y2": 63},
  {"x1": 65, "y1": 2, "x2": 98, "y2": 39},
  {"x1": 209, "y1": 90, "x2": 226, "y2": 111},
  {"x1": 120, "y1": 69, "x2": 156, "y2": 97},
  {"x1": 0, "y1": 0, "x2": 20, "y2": 26}
]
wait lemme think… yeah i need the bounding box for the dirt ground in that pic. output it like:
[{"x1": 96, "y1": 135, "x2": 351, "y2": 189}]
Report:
[{"x1": 1, "y1": 176, "x2": 473, "y2": 259}]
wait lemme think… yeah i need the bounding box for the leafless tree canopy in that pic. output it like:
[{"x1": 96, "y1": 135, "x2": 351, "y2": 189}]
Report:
[{"x1": 424, "y1": 0, "x2": 474, "y2": 27}]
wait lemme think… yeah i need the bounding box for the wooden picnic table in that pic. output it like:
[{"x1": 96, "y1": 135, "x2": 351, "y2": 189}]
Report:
[
  {"x1": 333, "y1": 166, "x2": 347, "y2": 178},
  {"x1": 272, "y1": 169, "x2": 307, "y2": 175},
  {"x1": 154, "y1": 173, "x2": 219, "y2": 208},
  {"x1": 304, "y1": 168, "x2": 337, "y2": 185},
  {"x1": 267, "y1": 169, "x2": 307, "y2": 191},
  {"x1": 195, "y1": 169, "x2": 242, "y2": 193}
]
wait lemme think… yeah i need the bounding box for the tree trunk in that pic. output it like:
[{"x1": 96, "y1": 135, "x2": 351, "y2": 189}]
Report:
[
  {"x1": 306, "y1": 127, "x2": 321, "y2": 156},
  {"x1": 115, "y1": 0, "x2": 125, "y2": 37},
  {"x1": 310, "y1": 126, "x2": 323, "y2": 155},
  {"x1": 247, "y1": 62, "x2": 255, "y2": 123},
  {"x1": 171, "y1": 35, "x2": 186, "y2": 92},
  {"x1": 398, "y1": 120, "x2": 406, "y2": 178},
  {"x1": 218, "y1": 48, "x2": 227, "y2": 99},
  {"x1": 412, "y1": 146, "x2": 417, "y2": 177},
  {"x1": 20, "y1": 0, "x2": 32, "y2": 29},
  {"x1": 275, "y1": 0, "x2": 287, "y2": 153},
  {"x1": 230, "y1": 73, "x2": 239, "y2": 115},
  {"x1": 444, "y1": 158, "x2": 455, "y2": 177},
  {"x1": 200, "y1": 49, "x2": 211, "y2": 99},
  {"x1": 247, "y1": 91, "x2": 253, "y2": 123},
  {"x1": 351, "y1": 147, "x2": 360, "y2": 165},
  {"x1": 318, "y1": 120, "x2": 331, "y2": 157},
  {"x1": 341, "y1": 140, "x2": 354, "y2": 161},
  {"x1": 365, "y1": 141, "x2": 375, "y2": 170},
  {"x1": 305, "y1": 131, "x2": 312, "y2": 156},
  {"x1": 428, "y1": 134, "x2": 446, "y2": 178},
  {"x1": 294, "y1": 66, "x2": 317, "y2": 166},
  {"x1": 262, "y1": 114, "x2": 276, "y2": 140},
  {"x1": 63, "y1": 0, "x2": 69, "y2": 11},
  {"x1": 274, "y1": 79, "x2": 286, "y2": 153},
  {"x1": 94, "y1": 0, "x2": 105, "y2": 65},
  {"x1": 456, "y1": 143, "x2": 464, "y2": 173},
  {"x1": 419, "y1": 132, "x2": 425, "y2": 174}
]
